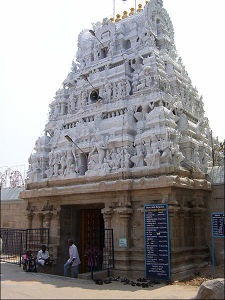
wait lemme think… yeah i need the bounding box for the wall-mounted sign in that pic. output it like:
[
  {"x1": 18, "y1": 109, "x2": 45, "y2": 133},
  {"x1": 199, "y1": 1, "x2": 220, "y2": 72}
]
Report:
[
  {"x1": 144, "y1": 204, "x2": 171, "y2": 282},
  {"x1": 119, "y1": 238, "x2": 127, "y2": 247},
  {"x1": 212, "y1": 213, "x2": 224, "y2": 237},
  {"x1": 211, "y1": 213, "x2": 224, "y2": 278}
]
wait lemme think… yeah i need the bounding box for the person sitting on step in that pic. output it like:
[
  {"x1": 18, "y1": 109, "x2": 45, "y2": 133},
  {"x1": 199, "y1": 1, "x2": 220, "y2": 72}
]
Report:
[
  {"x1": 23, "y1": 249, "x2": 37, "y2": 272},
  {"x1": 37, "y1": 245, "x2": 52, "y2": 267}
]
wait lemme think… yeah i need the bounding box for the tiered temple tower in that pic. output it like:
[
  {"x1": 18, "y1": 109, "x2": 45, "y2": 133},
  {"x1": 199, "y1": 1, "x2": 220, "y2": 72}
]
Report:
[{"x1": 20, "y1": 0, "x2": 222, "y2": 280}]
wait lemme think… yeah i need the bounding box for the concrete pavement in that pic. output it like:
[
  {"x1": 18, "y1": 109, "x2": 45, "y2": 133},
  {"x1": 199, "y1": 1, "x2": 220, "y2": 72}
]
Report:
[{"x1": 1, "y1": 263, "x2": 198, "y2": 299}]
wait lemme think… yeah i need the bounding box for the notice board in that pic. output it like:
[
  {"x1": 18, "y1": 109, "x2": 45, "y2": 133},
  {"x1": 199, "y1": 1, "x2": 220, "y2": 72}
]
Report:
[
  {"x1": 144, "y1": 204, "x2": 171, "y2": 281},
  {"x1": 212, "y1": 213, "x2": 224, "y2": 237},
  {"x1": 211, "y1": 212, "x2": 225, "y2": 278}
]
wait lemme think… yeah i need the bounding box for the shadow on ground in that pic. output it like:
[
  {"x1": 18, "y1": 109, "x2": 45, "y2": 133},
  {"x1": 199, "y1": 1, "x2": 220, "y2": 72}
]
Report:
[{"x1": 1, "y1": 262, "x2": 164, "y2": 293}]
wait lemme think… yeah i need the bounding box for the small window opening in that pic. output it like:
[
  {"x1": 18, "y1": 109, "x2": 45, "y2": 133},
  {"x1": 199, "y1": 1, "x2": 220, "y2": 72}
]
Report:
[
  {"x1": 90, "y1": 89, "x2": 99, "y2": 103},
  {"x1": 100, "y1": 48, "x2": 108, "y2": 59},
  {"x1": 124, "y1": 40, "x2": 131, "y2": 50}
]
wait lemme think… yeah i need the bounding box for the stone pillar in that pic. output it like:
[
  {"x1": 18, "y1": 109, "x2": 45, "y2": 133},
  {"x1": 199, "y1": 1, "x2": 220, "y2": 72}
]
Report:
[
  {"x1": 101, "y1": 207, "x2": 113, "y2": 229},
  {"x1": 178, "y1": 208, "x2": 185, "y2": 248},
  {"x1": 115, "y1": 207, "x2": 133, "y2": 248},
  {"x1": 38, "y1": 213, "x2": 44, "y2": 228},
  {"x1": 192, "y1": 207, "x2": 203, "y2": 248},
  {"x1": 43, "y1": 212, "x2": 53, "y2": 229},
  {"x1": 168, "y1": 205, "x2": 179, "y2": 250},
  {"x1": 51, "y1": 207, "x2": 61, "y2": 262},
  {"x1": 27, "y1": 212, "x2": 34, "y2": 228}
]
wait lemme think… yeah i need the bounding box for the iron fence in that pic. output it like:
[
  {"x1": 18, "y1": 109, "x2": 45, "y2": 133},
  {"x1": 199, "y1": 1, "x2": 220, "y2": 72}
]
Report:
[
  {"x1": 0, "y1": 228, "x2": 49, "y2": 266},
  {"x1": 87, "y1": 228, "x2": 114, "y2": 278}
]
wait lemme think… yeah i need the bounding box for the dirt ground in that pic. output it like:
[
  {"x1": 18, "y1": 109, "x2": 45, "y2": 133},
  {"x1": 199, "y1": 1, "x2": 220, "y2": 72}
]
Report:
[
  {"x1": 173, "y1": 264, "x2": 224, "y2": 287},
  {"x1": 1, "y1": 263, "x2": 199, "y2": 299}
]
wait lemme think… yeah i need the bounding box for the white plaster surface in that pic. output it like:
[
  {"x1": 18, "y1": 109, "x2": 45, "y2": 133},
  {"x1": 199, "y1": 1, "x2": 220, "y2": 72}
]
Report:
[{"x1": 26, "y1": 0, "x2": 222, "y2": 184}]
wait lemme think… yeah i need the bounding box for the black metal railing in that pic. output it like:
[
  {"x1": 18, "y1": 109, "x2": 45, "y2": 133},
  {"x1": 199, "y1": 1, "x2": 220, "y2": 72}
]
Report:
[
  {"x1": 0, "y1": 228, "x2": 49, "y2": 266},
  {"x1": 87, "y1": 228, "x2": 114, "y2": 278}
]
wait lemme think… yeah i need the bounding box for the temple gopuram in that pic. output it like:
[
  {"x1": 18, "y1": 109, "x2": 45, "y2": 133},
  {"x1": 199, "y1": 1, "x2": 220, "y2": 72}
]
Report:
[{"x1": 18, "y1": 0, "x2": 223, "y2": 280}]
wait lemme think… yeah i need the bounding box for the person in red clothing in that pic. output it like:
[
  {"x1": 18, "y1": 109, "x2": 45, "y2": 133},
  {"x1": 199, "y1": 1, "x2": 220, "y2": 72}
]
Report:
[
  {"x1": 84, "y1": 242, "x2": 101, "y2": 272},
  {"x1": 23, "y1": 249, "x2": 37, "y2": 272}
]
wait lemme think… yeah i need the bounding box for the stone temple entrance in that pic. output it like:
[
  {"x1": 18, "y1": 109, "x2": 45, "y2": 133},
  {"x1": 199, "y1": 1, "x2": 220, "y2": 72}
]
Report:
[{"x1": 59, "y1": 204, "x2": 104, "y2": 274}]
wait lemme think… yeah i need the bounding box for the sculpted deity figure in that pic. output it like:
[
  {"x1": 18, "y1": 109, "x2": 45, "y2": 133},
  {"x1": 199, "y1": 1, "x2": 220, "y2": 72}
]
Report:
[
  {"x1": 193, "y1": 147, "x2": 201, "y2": 170},
  {"x1": 110, "y1": 148, "x2": 118, "y2": 170},
  {"x1": 116, "y1": 148, "x2": 122, "y2": 169},
  {"x1": 48, "y1": 152, "x2": 54, "y2": 177},
  {"x1": 158, "y1": 138, "x2": 172, "y2": 164},
  {"x1": 130, "y1": 142, "x2": 145, "y2": 167},
  {"x1": 88, "y1": 140, "x2": 98, "y2": 171},
  {"x1": 131, "y1": 48, "x2": 144, "y2": 75},
  {"x1": 123, "y1": 148, "x2": 131, "y2": 169},
  {"x1": 117, "y1": 81, "x2": 123, "y2": 100},
  {"x1": 132, "y1": 74, "x2": 139, "y2": 93},
  {"x1": 53, "y1": 153, "x2": 60, "y2": 176},
  {"x1": 104, "y1": 80, "x2": 112, "y2": 102},
  {"x1": 171, "y1": 144, "x2": 185, "y2": 167},
  {"x1": 88, "y1": 137, "x2": 108, "y2": 169},
  {"x1": 144, "y1": 135, "x2": 161, "y2": 168},
  {"x1": 65, "y1": 149, "x2": 75, "y2": 175},
  {"x1": 108, "y1": 39, "x2": 115, "y2": 57},
  {"x1": 97, "y1": 140, "x2": 108, "y2": 165},
  {"x1": 60, "y1": 151, "x2": 67, "y2": 176},
  {"x1": 71, "y1": 147, "x2": 79, "y2": 174},
  {"x1": 102, "y1": 158, "x2": 111, "y2": 173},
  {"x1": 143, "y1": 66, "x2": 152, "y2": 88},
  {"x1": 87, "y1": 148, "x2": 98, "y2": 171},
  {"x1": 125, "y1": 80, "x2": 131, "y2": 96},
  {"x1": 134, "y1": 106, "x2": 146, "y2": 134},
  {"x1": 139, "y1": 27, "x2": 148, "y2": 46}
]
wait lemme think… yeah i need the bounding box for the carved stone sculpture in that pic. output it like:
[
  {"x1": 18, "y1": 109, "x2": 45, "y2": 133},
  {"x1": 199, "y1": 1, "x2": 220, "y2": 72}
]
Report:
[{"x1": 26, "y1": 0, "x2": 218, "y2": 183}]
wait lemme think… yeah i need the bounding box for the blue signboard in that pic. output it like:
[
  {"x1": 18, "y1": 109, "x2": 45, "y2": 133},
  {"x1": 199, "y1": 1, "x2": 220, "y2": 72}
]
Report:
[
  {"x1": 212, "y1": 213, "x2": 224, "y2": 237},
  {"x1": 211, "y1": 213, "x2": 224, "y2": 278},
  {"x1": 144, "y1": 204, "x2": 170, "y2": 281}
]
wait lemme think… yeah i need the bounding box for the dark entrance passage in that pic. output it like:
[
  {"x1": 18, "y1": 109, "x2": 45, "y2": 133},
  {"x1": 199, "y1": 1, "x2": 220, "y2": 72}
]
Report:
[{"x1": 59, "y1": 204, "x2": 114, "y2": 275}]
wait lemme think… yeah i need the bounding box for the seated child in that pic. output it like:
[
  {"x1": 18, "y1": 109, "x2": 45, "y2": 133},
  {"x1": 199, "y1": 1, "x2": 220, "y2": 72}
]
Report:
[{"x1": 23, "y1": 249, "x2": 37, "y2": 272}]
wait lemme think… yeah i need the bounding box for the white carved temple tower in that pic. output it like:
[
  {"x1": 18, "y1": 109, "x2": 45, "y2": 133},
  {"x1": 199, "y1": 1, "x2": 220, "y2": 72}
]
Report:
[{"x1": 20, "y1": 0, "x2": 220, "y2": 280}]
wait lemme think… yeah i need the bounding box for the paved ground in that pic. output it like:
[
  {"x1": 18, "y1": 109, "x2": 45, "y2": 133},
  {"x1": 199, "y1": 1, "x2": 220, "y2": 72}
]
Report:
[{"x1": 1, "y1": 263, "x2": 199, "y2": 299}]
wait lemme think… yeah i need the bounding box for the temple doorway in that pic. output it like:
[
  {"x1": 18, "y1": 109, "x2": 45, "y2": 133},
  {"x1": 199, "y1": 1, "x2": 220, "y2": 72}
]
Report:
[{"x1": 59, "y1": 204, "x2": 104, "y2": 273}]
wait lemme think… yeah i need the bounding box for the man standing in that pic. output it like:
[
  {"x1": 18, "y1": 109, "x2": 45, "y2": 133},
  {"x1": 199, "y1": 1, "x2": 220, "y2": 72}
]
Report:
[{"x1": 64, "y1": 239, "x2": 81, "y2": 278}]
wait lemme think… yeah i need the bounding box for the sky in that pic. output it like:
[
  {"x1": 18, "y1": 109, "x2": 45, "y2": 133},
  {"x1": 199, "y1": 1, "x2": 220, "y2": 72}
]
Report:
[{"x1": 0, "y1": 0, "x2": 224, "y2": 170}]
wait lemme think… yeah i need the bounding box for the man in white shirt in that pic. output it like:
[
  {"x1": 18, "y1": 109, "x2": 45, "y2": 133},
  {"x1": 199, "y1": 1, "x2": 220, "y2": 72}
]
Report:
[
  {"x1": 37, "y1": 245, "x2": 50, "y2": 266},
  {"x1": 64, "y1": 239, "x2": 81, "y2": 278}
]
